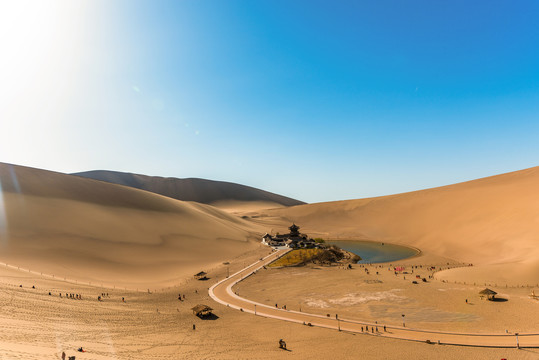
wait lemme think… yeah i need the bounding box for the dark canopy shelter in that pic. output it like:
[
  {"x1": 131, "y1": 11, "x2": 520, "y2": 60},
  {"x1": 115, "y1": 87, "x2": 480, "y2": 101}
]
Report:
[
  {"x1": 479, "y1": 288, "x2": 497, "y2": 300},
  {"x1": 194, "y1": 271, "x2": 207, "y2": 280},
  {"x1": 192, "y1": 304, "x2": 213, "y2": 317}
]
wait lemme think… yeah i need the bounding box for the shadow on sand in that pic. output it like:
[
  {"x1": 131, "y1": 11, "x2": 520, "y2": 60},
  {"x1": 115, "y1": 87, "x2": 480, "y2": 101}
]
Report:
[
  {"x1": 490, "y1": 297, "x2": 508, "y2": 302},
  {"x1": 198, "y1": 313, "x2": 220, "y2": 320}
]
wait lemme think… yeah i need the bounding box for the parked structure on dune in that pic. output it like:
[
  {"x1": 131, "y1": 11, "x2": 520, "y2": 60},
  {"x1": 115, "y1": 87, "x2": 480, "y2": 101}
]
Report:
[
  {"x1": 261, "y1": 224, "x2": 319, "y2": 249},
  {"x1": 194, "y1": 271, "x2": 208, "y2": 280},
  {"x1": 191, "y1": 304, "x2": 213, "y2": 318}
]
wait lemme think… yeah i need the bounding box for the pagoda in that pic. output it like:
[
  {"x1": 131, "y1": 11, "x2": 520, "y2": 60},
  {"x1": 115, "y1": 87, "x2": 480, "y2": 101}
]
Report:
[
  {"x1": 261, "y1": 223, "x2": 317, "y2": 249},
  {"x1": 288, "y1": 224, "x2": 300, "y2": 237}
]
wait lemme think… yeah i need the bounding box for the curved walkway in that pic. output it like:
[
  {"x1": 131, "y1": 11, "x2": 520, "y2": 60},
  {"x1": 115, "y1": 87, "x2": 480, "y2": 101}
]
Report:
[{"x1": 209, "y1": 249, "x2": 539, "y2": 348}]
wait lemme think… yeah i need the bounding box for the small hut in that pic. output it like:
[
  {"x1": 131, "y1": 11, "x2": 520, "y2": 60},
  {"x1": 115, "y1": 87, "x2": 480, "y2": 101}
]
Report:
[
  {"x1": 192, "y1": 304, "x2": 213, "y2": 317},
  {"x1": 194, "y1": 271, "x2": 208, "y2": 280},
  {"x1": 479, "y1": 288, "x2": 497, "y2": 300}
]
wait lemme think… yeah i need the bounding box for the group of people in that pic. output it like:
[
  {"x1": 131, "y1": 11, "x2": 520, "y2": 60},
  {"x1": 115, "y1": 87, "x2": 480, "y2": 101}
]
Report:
[
  {"x1": 61, "y1": 293, "x2": 82, "y2": 300},
  {"x1": 98, "y1": 293, "x2": 118, "y2": 302},
  {"x1": 360, "y1": 324, "x2": 387, "y2": 333},
  {"x1": 178, "y1": 293, "x2": 186, "y2": 301}
]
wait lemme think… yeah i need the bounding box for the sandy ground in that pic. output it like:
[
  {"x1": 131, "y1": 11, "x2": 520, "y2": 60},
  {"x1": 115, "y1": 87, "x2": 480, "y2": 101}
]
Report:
[
  {"x1": 237, "y1": 251, "x2": 539, "y2": 334},
  {"x1": 1, "y1": 249, "x2": 538, "y2": 360},
  {"x1": 2, "y1": 163, "x2": 539, "y2": 358},
  {"x1": 249, "y1": 166, "x2": 539, "y2": 286},
  {"x1": 0, "y1": 163, "x2": 266, "y2": 288}
]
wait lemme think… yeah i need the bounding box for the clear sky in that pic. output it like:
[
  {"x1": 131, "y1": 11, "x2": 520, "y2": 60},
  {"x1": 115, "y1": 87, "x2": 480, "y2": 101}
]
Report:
[{"x1": 1, "y1": 0, "x2": 538, "y2": 203}]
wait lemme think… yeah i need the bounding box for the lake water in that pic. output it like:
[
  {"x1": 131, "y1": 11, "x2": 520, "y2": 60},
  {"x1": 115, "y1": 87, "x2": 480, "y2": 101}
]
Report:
[{"x1": 328, "y1": 240, "x2": 419, "y2": 264}]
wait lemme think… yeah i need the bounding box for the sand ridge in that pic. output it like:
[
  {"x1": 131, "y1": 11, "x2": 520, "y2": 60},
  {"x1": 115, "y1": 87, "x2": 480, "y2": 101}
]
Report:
[
  {"x1": 2, "y1": 162, "x2": 539, "y2": 358},
  {"x1": 72, "y1": 170, "x2": 305, "y2": 208},
  {"x1": 0, "y1": 163, "x2": 266, "y2": 288},
  {"x1": 252, "y1": 166, "x2": 539, "y2": 285}
]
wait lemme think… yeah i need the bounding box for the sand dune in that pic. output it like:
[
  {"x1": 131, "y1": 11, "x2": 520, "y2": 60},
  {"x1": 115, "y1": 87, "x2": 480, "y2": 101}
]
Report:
[
  {"x1": 0, "y1": 163, "x2": 264, "y2": 288},
  {"x1": 1, "y1": 162, "x2": 538, "y2": 358},
  {"x1": 257, "y1": 167, "x2": 539, "y2": 285},
  {"x1": 72, "y1": 170, "x2": 305, "y2": 210},
  {"x1": 3, "y1": 162, "x2": 537, "y2": 286}
]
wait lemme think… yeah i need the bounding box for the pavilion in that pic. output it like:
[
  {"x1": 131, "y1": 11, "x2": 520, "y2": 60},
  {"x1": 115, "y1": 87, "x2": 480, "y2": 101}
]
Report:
[{"x1": 479, "y1": 288, "x2": 497, "y2": 300}]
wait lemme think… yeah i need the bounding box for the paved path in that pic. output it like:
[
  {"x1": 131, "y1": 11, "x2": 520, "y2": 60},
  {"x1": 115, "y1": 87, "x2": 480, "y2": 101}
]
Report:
[{"x1": 209, "y1": 249, "x2": 539, "y2": 348}]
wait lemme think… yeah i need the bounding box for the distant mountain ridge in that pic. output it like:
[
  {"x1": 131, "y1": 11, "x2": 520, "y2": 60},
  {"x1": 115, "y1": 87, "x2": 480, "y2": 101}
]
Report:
[{"x1": 72, "y1": 170, "x2": 305, "y2": 207}]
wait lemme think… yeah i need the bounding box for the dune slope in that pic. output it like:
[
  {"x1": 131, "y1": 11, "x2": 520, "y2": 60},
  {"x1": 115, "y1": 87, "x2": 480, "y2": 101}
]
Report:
[
  {"x1": 0, "y1": 163, "x2": 262, "y2": 287},
  {"x1": 261, "y1": 167, "x2": 539, "y2": 285},
  {"x1": 72, "y1": 170, "x2": 305, "y2": 210}
]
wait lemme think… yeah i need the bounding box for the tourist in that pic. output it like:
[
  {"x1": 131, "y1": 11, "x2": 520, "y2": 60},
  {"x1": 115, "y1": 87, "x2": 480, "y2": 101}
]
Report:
[{"x1": 384, "y1": 325, "x2": 387, "y2": 332}]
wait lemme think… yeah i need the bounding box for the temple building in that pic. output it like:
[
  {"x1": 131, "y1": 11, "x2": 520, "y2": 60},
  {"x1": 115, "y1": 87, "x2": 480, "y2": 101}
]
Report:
[{"x1": 261, "y1": 224, "x2": 318, "y2": 249}]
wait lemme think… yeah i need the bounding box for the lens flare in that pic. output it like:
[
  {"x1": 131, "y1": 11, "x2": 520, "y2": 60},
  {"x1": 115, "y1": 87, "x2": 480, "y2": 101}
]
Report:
[
  {"x1": 0, "y1": 179, "x2": 7, "y2": 244},
  {"x1": 9, "y1": 165, "x2": 20, "y2": 193}
]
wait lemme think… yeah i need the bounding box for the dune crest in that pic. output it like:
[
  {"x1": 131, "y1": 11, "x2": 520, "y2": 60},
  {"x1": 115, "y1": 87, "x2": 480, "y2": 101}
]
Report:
[
  {"x1": 260, "y1": 167, "x2": 539, "y2": 284},
  {"x1": 72, "y1": 170, "x2": 305, "y2": 210},
  {"x1": 0, "y1": 163, "x2": 263, "y2": 287}
]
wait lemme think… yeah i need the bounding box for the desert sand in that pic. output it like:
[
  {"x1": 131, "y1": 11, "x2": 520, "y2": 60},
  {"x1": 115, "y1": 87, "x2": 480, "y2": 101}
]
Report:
[
  {"x1": 250, "y1": 166, "x2": 539, "y2": 286},
  {"x1": 1, "y1": 250, "x2": 537, "y2": 360},
  {"x1": 0, "y1": 163, "x2": 265, "y2": 288},
  {"x1": 0, "y1": 163, "x2": 538, "y2": 358},
  {"x1": 72, "y1": 170, "x2": 305, "y2": 210}
]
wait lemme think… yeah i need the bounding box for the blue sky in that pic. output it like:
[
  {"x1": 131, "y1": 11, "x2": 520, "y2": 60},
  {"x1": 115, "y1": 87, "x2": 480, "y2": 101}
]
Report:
[{"x1": 1, "y1": 0, "x2": 539, "y2": 202}]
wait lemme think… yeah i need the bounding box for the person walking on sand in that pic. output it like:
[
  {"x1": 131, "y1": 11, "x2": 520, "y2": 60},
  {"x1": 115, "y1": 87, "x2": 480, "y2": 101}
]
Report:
[{"x1": 61, "y1": 351, "x2": 66, "y2": 360}]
